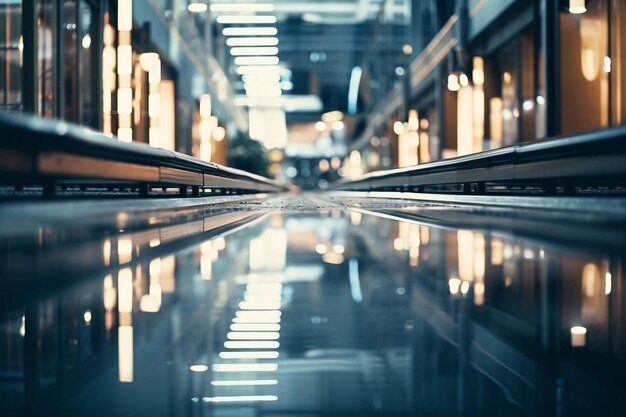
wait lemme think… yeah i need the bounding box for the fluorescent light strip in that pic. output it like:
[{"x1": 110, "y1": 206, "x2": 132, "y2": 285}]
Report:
[
  {"x1": 223, "y1": 27, "x2": 278, "y2": 36},
  {"x1": 227, "y1": 331, "x2": 280, "y2": 340},
  {"x1": 210, "y1": 3, "x2": 275, "y2": 12},
  {"x1": 234, "y1": 56, "x2": 279, "y2": 66},
  {"x1": 210, "y1": 379, "x2": 278, "y2": 386},
  {"x1": 230, "y1": 323, "x2": 281, "y2": 331},
  {"x1": 224, "y1": 341, "x2": 280, "y2": 349},
  {"x1": 238, "y1": 301, "x2": 282, "y2": 310},
  {"x1": 202, "y1": 395, "x2": 278, "y2": 403},
  {"x1": 227, "y1": 37, "x2": 279, "y2": 47},
  {"x1": 216, "y1": 15, "x2": 277, "y2": 24},
  {"x1": 232, "y1": 316, "x2": 281, "y2": 324},
  {"x1": 219, "y1": 351, "x2": 279, "y2": 359},
  {"x1": 243, "y1": 296, "x2": 282, "y2": 304},
  {"x1": 212, "y1": 363, "x2": 278, "y2": 372}
]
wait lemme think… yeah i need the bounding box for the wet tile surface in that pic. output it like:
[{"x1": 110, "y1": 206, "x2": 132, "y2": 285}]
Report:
[{"x1": 1, "y1": 196, "x2": 625, "y2": 416}]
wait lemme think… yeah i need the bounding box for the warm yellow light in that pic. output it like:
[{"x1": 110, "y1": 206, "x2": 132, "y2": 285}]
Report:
[
  {"x1": 447, "y1": 73, "x2": 460, "y2": 91},
  {"x1": 148, "y1": 60, "x2": 161, "y2": 85},
  {"x1": 118, "y1": 325, "x2": 133, "y2": 382},
  {"x1": 570, "y1": 326, "x2": 587, "y2": 346},
  {"x1": 118, "y1": 0, "x2": 133, "y2": 32},
  {"x1": 149, "y1": 93, "x2": 161, "y2": 118},
  {"x1": 393, "y1": 120, "x2": 404, "y2": 135},
  {"x1": 408, "y1": 109, "x2": 419, "y2": 131},
  {"x1": 118, "y1": 268, "x2": 133, "y2": 313},
  {"x1": 139, "y1": 52, "x2": 159, "y2": 71},
  {"x1": 117, "y1": 128, "x2": 133, "y2": 142},
  {"x1": 212, "y1": 126, "x2": 226, "y2": 141},
  {"x1": 117, "y1": 45, "x2": 132, "y2": 75},
  {"x1": 472, "y1": 56, "x2": 484, "y2": 85},
  {"x1": 402, "y1": 44, "x2": 413, "y2": 55},
  {"x1": 569, "y1": 0, "x2": 586, "y2": 14},
  {"x1": 321, "y1": 110, "x2": 344, "y2": 123},
  {"x1": 200, "y1": 94, "x2": 211, "y2": 119},
  {"x1": 457, "y1": 85, "x2": 474, "y2": 156}
]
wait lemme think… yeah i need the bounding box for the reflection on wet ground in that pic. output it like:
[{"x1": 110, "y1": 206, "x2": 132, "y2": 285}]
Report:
[{"x1": 1, "y1": 195, "x2": 625, "y2": 416}]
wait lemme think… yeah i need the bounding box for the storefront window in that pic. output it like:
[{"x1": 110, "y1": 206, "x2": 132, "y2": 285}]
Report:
[
  {"x1": 0, "y1": 1, "x2": 23, "y2": 112},
  {"x1": 560, "y1": 0, "x2": 609, "y2": 134}
]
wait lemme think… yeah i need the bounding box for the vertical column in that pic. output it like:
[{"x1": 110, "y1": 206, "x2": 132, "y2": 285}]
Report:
[
  {"x1": 22, "y1": 0, "x2": 37, "y2": 113},
  {"x1": 541, "y1": 0, "x2": 560, "y2": 137},
  {"x1": 117, "y1": 0, "x2": 133, "y2": 142}
]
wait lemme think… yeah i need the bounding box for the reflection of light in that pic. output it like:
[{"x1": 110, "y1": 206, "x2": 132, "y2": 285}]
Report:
[
  {"x1": 474, "y1": 283, "x2": 485, "y2": 305},
  {"x1": 188, "y1": 2, "x2": 208, "y2": 12},
  {"x1": 103, "y1": 274, "x2": 116, "y2": 310},
  {"x1": 227, "y1": 331, "x2": 280, "y2": 340},
  {"x1": 448, "y1": 278, "x2": 461, "y2": 295},
  {"x1": 118, "y1": 325, "x2": 133, "y2": 382},
  {"x1": 84, "y1": 311, "x2": 92, "y2": 324},
  {"x1": 332, "y1": 244, "x2": 345, "y2": 254},
  {"x1": 322, "y1": 252, "x2": 344, "y2": 265},
  {"x1": 228, "y1": 37, "x2": 279, "y2": 47},
  {"x1": 393, "y1": 121, "x2": 404, "y2": 135},
  {"x1": 118, "y1": 0, "x2": 133, "y2": 31},
  {"x1": 239, "y1": 301, "x2": 281, "y2": 310},
  {"x1": 235, "y1": 56, "x2": 280, "y2": 66},
  {"x1": 212, "y1": 363, "x2": 278, "y2": 372},
  {"x1": 348, "y1": 259, "x2": 363, "y2": 303},
  {"x1": 231, "y1": 47, "x2": 278, "y2": 57},
  {"x1": 118, "y1": 239, "x2": 133, "y2": 264},
  {"x1": 605, "y1": 272, "x2": 612, "y2": 295},
  {"x1": 211, "y1": 3, "x2": 275, "y2": 12},
  {"x1": 350, "y1": 211, "x2": 362, "y2": 225},
  {"x1": 224, "y1": 341, "x2": 280, "y2": 349},
  {"x1": 219, "y1": 351, "x2": 279, "y2": 359},
  {"x1": 230, "y1": 323, "x2": 280, "y2": 332},
  {"x1": 315, "y1": 244, "x2": 327, "y2": 254},
  {"x1": 81, "y1": 34, "x2": 91, "y2": 49},
  {"x1": 103, "y1": 239, "x2": 111, "y2": 265},
  {"x1": 224, "y1": 27, "x2": 278, "y2": 37},
  {"x1": 217, "y1": 15, "x2": 277, "y2": 24},
  {"x1": 20, "y1": 315, "x2": 25, "y2": 337},
  {"x1": 235, "y1": 310, "x2": 281, "y2": 321},
  {"x1": 571, "y1": 326, "x2": 587, "y2": 347},
  {"x1": 118, "y1": 268, "x2": 133, "y2": 313},
  {"x1": 569, "y1": 0, "x2": 586, "y2": 14},
  {"x1": 211, "y1": 379, "x2": 278, "y2": 386},
  {"x1": 202, "y1": 395, "x2": 278, "y2": 403},
  {"x1": 393, "y1": 238, "x2": 404, "y2": 251},
  {"x1": 332, "y1": 120, "x2": 344, "y2": 131},
  {"x1": 190, "y1": 364, "x2": 208, "y2": 372},
  {"x1": 460, "y1": 281, "x2": 470, "y2": 295}
]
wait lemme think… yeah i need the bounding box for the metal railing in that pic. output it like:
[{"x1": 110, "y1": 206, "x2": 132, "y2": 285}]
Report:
[{"x1": 0, "y1": 113, "x2": 290, "y2": 198}]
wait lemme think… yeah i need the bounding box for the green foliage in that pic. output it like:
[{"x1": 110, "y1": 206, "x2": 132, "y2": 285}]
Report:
[{"x1": 228, "y1": 132, "x2": 270, "y2": 177}]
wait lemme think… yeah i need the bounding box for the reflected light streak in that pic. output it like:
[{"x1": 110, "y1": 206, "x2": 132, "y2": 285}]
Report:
[
  {"x1": 118, "y1": 325, "x2": 133, "y2": 382},
  {"x1": 202, "y1": 395, "x2": 278, "y2": 403},
  {"x1": 118, "y1": 238, "x2": 133, "y2": 264},
  {"x1": 190, "y1": 364, "x2": 208, "y2": 372},
  {"x1": 223, "y1": 27, "x2": 278, "y2": 37},
  {"x1": 210, "y1": 3, "x2": 275, "y2": 12},
  {"x1": 219, "y1": 351, "x2": 279, "y2": 359},
  {"x1": 348, "y1": 259, "x2": 363, "y2": 303},
  {"x1": 212, "y1": 363, "x2": 278, "y2": 372},
  {"x1": 227, "y1": 37, "x2": 279, "y2": 47},
  {"x1": 211, "y1": 379, "x2": 278, "y2": 386},
  {"x1": 118, "y1": 268, "x2": 133, "y2": 313},
  {"x1": 230, "y1": 323, "x2": 281, "y2": 332},
  {"x1": 216, "y1": 15, "x2": 277, "y2": 24},
  {"x1": 224, "y1": 341, "x2": 280, "y2": 349},
  {"x1": 227, "y1": 331, "x2": 280, "y2": 340},
  {"x1": 605, "y1": 272, "x2": 612, "y2": 295},
  {"x1": 239, "y1": 301, "x2": 282, "y2": 310}
]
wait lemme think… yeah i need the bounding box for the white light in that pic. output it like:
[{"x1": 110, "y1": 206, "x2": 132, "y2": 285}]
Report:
[
  {"x1": 235, "y1": 310, "x2": 281, "y2": 319},
  {"x1": 223, "y1": 27, "x2": 278, "y2": 36},
  {"x1": 212, "y1": 126, "x2": 226, "y2": 141},
  {"x1": 605, "y1": 272, "x2": 612, "y2": 295},
  {"x1": 118, "y1": 0, "x2": 133, "y2": 32},
  {"x1": 235, "y1": 56, "x2": 279, "y2": 66},
  {"x1": 332, "y1": 121, "x2": 344, "y2": 131},
  {"x1": 569, "y1": 0, "x2": 586, "y2": 14},
  {"x1": 216, "y1": 15, "x2": 277, "y2": 24},
  {"x1": 210, "y1": 3, "x2": 275, "y2": 12},
  {"x1": 202, "y1": 395, "x2": 278, "y2": 403},
  {"x1": 117, "y1": 88, "x2": 133, "y2": 115},
  {"x1": 315, "y1": 243, "x2": 327, "y2": 254},
  {"x1": 315, "y1": 121, "x2": 327, "y2": 132},
  {"x1": 211, "y1": 379, "x2": 278, "y2": 386},
  {"x1": 81, "y1": 34, "x2": 91, "y2": 49},
  {"x1": 603, "y1": 56, "x2": 612, "y2": 73},
  {"x1": 448, "y1": 278, "x2": 461, "y2": 295},
  {"x1": 536, "y1": 95, "x2": 546, "y2": 106},
  {"x1": 83, "y1": 311, "x2": 92, "y2": 323},
  {"x1": 393, "y1": 121, "x2": 404, "y2": 135},
  {"x1": 238, "y1": 301, "x2": 281, "y2": 310},
  {"x1": 190, "y1": 364, "x2": 208, "y2": 372},
  {"x1": 236, "y1": 65, "x2": 282, "y2": 75},
  {"x1": 522, "y1": 100, "x2": 534, "y2": 111},
  {"x1": 199, "y1": 94, "x2": 211, "y2": 118},
  {"x1": 139, "y1": 52, "x2": 160, "y2": 71},
  {"x1": 212, "y1": 363, "x2": 278, "y2": 372},
  {"x1": 447, "y1": 73, "x2": 460, "y2": 91},
  {"x1": 231, "y1": 46, "x2": 279, "y2": 56},
  {"x1": 188, "y1": 2, "x2": 208, "y2": 13},
  {"x1": 459, "y1": 73, "x2": 469, "y2": 87},
  {"x1": 117, "y1": 45, "x2": 133, "y2": 75},
  {"x1": 230, "y1": 323, "x2": 281, "y2": 332},
  {"x1": 227, "y1": 37, "x2": 279, "y2": 47},
  {"x1": 227, "y1": 331, "x2": 280, "y2": 340},
  {"x1": 243, "y1": 73, "x2": 281, "y2": 83},
  {"x1": 219, "y1": 351, "x2": 279, "y2": 359},
  {"x1": 332, "y1": 244, "x2": 345, "y2": 254},
  {"x1": 224, "y1": 341, "x2": 280, "y2": 349}
]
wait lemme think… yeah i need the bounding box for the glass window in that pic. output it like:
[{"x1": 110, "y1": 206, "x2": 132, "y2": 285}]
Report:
[
  {"x1": 78, "y1": 0, "x2": 98, "y2": 127},
  {"x1": 38, "y1": 0, "x2": 57, "y2": 118},
  {"x1": 0, "y1": 1, "x2": 23, "y2": 112},
  {"x1": 63, "y1": 0, "x2": 78, "y2": 121},
  {"x1": 560, "y1": 0, "x2": 610, "y2": 134}
]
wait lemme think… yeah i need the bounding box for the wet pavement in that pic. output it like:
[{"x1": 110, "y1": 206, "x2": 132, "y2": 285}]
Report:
[{"x1": 1, "y1": 195, "x2": 625, "y2": 416}]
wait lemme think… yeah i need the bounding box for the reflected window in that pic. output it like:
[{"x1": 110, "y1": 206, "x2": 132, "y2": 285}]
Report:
[{"x1": 0, "y1": 1, "x2": 23, "y2": 112}]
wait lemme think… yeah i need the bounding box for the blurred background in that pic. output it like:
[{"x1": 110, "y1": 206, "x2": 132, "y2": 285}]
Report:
[{"x1": 1, "y1": 0, "x2": 624, "y2": 188}]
